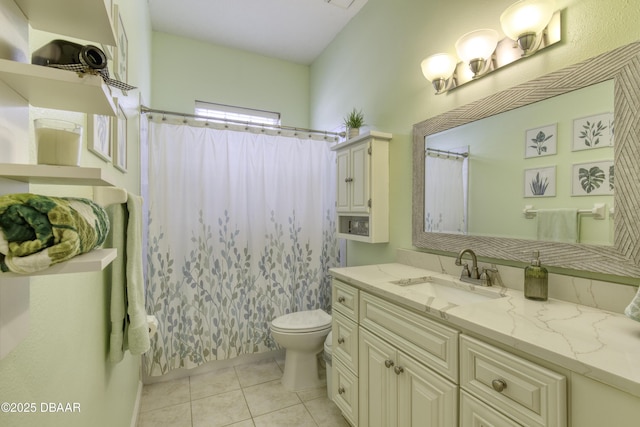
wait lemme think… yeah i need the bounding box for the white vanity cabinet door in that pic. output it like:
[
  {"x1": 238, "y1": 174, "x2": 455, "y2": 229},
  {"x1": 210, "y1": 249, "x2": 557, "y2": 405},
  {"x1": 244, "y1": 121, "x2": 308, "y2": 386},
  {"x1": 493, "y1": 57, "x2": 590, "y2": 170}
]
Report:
[
  {"x1": 461, "y1": 390, "x2": 522, "y2": 427},
  {"x1": 359, "y1": 328, "x2": 398, "y2": 427},
  {"x1": 396, "y1": 351, "x2": 458, "y2": 427},
  {"x1": 360, "y1": 328, "x2": 457, "y2": 427}
]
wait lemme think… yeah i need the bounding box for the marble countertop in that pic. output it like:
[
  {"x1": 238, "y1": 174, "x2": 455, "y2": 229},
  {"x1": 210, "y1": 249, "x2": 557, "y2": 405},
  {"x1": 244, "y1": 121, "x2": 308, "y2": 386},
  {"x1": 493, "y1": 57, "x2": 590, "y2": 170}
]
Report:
[{"x1": 329, "y1": 263, "x2": 640, "y2": 398}]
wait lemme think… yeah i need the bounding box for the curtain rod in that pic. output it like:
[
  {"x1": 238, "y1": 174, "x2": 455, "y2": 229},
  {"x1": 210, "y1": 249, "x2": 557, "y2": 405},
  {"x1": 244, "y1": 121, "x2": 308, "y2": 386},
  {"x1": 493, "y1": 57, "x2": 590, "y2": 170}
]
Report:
[
  {"x1": 140, "y1": 106, "x2": 346, "y2": 138},
  {"x1": 426, "y1": 147, "x2": 469, "y2": 159}
]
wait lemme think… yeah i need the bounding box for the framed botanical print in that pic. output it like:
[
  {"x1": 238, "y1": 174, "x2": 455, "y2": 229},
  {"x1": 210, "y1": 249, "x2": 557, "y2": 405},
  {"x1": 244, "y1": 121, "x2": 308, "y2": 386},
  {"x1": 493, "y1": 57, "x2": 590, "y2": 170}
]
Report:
[
  {"x1": 114, "y1": 103, "x2": 127, "y2": 173},
  {"x1": 113, "y1": 4, "x2": 128, "y2": 83},
  {"x1": 524, "y1": 123, "x2": 557, "y2": 158},
  {"x1": 571, "y1": 160, "x2": 614, "y2": 196},
  {"x1": 88, "y1": 114, "x2": 112, "y2": 162},
  {"x1": 524, "y1": 166, "x2": 556, "y2": 198},
  {"x1": 572, "y1": 112, "x2": 614, "y2": 151}
]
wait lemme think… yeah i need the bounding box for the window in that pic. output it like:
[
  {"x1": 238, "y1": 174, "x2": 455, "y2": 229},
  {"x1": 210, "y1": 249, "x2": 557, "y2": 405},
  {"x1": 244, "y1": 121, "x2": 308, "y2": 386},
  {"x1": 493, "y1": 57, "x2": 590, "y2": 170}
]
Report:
[{"x1": 195, "y1": 101, "x2": 281, "y2": 126}]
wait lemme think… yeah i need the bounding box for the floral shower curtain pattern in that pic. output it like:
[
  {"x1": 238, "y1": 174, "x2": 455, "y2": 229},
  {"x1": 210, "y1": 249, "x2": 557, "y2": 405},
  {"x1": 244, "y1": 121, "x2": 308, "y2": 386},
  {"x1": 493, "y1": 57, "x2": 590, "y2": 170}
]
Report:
[{"x1": 143, "y1": 122, "x2": 338, "y2": 376}]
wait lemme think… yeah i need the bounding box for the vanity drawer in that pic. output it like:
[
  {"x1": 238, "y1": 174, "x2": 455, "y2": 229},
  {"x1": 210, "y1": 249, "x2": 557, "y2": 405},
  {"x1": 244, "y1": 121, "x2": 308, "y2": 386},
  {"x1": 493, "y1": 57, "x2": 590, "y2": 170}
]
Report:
[
  {"x1": 333, "y1": 356, "x2": 359, "y2": 427},
  {"x1": 359, "y1": 292, "x2": 459, "y2": 382},
  {"x1": 332, "y1": 310, "x2": 359, "y2": 374},
  {"x1": 460, "y1": 390, "x2": 522, "y2": 427},
  {"x1": 460, "y1": 335, "x2": 566, "y2": 427},
  {"x1": 333, "y1": 279, "x2": 359, "y2": 320}
]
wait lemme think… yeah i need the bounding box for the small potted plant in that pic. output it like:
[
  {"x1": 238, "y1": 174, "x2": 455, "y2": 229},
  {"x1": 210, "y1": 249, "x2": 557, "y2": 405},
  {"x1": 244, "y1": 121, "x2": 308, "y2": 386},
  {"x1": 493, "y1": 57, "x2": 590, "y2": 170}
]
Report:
[{"x1": 344, "y1": 108, "x2": 365, "y2": 139}]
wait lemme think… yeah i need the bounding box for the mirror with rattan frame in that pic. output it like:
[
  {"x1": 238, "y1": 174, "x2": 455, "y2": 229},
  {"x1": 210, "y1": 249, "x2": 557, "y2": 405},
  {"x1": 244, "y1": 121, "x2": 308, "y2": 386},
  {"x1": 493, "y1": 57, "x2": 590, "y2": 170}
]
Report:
[{"x1": 413, "y1": 41, "x2": 640, "y2": 278}]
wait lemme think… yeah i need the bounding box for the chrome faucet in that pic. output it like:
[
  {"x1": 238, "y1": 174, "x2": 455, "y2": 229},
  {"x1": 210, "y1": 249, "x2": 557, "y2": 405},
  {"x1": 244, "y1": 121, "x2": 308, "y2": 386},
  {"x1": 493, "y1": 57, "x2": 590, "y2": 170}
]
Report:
[
  {"x1": 455, "y1": 248, "x2": 494, "y2": 286},
  {"x1": 456, "y1": 248, "x2": 480, "y2": 279}
]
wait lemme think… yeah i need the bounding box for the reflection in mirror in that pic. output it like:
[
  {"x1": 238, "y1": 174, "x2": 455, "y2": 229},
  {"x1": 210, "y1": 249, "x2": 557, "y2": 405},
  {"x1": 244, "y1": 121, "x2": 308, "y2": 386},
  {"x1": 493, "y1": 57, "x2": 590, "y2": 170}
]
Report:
[
  {"x1": 412, "y1": 42, "x2": 640, "y2": 277},
  {"x1": 424, "y1": 80, "x2": 614, "y2": 245},
  {"x1": 424, "y1": 146, "x2": 468, "y2": 234}
]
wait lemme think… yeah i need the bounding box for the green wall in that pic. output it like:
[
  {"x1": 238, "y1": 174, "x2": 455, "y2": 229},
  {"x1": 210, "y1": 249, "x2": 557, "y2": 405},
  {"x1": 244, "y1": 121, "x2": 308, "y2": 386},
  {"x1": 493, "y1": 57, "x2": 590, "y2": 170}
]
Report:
[
  {"x1": 151, "y1": 32, "x2": 310, "y2": 128},
  {"x1": 0, "y1": 1, "x2": 152, "y2": 427},
  {"x1": 310, "y1": 0, "x2": 640, "y2": 267}
]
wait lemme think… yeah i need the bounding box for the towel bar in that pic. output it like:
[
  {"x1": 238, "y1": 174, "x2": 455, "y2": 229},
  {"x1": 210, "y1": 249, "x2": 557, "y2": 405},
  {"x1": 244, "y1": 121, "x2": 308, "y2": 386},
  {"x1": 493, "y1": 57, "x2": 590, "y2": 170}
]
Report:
[{"x1": 523, "y1": 203, "x2": 606, "y2": 220}]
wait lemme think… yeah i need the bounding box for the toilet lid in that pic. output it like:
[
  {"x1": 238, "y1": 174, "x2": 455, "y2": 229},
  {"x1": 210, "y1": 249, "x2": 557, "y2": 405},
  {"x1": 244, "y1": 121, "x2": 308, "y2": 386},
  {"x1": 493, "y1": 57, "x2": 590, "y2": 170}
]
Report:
[{"x1": 271, "y1": 309, "x2": 332, "y2": 333}]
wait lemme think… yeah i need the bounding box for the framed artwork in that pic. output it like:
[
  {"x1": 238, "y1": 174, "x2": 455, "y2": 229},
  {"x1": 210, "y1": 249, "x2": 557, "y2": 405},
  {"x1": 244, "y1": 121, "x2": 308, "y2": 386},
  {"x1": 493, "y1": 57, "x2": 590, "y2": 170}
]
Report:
[
  {"x1": 571, "y1": 160, "x2": 614, "y2": 196},
  {"x1": 87, "y1": 114, "x2": 112, "y2": 162},
  {"x1": 113, "y1": 4, "x2": 128, "y2": 83},
  {"x1": 572, "y1": 112, "x2": 614, "y2": 151},
  {"x1": 525, "y1": 123, "x2": 557, "y2": 158},
  {"x1": 524, "y1": 166, "x2": 556, "y2": 198},
  {"x1": 114, "y1": 103, "x2": 127, "y2": 173}
]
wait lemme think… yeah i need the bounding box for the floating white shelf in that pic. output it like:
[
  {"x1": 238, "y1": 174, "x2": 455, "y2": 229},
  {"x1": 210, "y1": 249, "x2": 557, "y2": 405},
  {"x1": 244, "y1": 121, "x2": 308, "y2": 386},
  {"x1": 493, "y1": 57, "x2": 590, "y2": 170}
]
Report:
[
  {"x1": 14, "y1": 0, "x2": 117, "y2": 46},
  {"x1": 0, "y1": 249, "x2": 117, "y2": 278},
  {"x1": 0, "y1": 163, "x2": 117, "y2": 186},
  {"x1": 0, "y1": 59, "x2": 116, "y2": 116}
]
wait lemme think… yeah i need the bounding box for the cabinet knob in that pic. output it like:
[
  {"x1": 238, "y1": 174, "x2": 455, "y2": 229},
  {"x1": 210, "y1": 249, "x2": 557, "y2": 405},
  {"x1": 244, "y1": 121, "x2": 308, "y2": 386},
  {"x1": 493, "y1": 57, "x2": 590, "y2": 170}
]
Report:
[
  {"x1": 338, "y1": 296, "x2": 346, "y2": 303},
  {"x1": 345, "y1": 177, "x2": 354, "y2": 183},
  {"x1": 394, "y1": 366, "x2": 404, "y2": 375},
  {"x1": 338, "y1": 386, "x2": 345, "y2": 395},
  {"x1": 337, "y1": 337, "x2": 345, "y2": 344},
  {"x1": 384, "y1": 359, "x2": 395, "y2": 368},
  {"x1": 491, "y1": 379, "x2": 507, "y2": 392}
]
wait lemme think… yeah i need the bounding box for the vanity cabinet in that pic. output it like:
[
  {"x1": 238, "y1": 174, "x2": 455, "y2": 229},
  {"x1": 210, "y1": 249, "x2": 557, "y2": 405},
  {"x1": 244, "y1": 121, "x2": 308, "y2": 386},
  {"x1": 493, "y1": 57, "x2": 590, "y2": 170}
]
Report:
[
  {"x1": 331, "y1": 131, "x2": 391, "y2": 243},
  {"x1": 331, "y1": 278, "x2": 570, "y2": 427}
]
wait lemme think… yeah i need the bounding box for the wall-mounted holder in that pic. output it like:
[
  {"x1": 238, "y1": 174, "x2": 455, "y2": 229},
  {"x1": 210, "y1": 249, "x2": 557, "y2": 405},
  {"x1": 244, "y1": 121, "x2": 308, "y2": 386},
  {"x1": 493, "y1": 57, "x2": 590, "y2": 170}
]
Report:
[{"x1": 523, "y1": 203, "x2": 607, "y2": 220}]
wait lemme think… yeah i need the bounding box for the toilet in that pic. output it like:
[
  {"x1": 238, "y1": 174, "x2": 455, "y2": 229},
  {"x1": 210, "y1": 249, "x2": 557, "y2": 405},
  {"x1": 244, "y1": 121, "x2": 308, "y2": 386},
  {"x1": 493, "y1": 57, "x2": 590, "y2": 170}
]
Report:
[{"x1": 270, "y1": 309, "x2": 332, "y2": 391}]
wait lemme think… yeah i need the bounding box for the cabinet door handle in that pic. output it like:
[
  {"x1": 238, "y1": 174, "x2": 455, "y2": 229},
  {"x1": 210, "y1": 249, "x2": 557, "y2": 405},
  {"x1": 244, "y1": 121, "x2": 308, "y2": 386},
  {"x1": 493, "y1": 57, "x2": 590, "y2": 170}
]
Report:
[
  {"x1": 338, "y1": 386, "x2": 345, "y2": 395},
  {"x1": 491, "y1": 379, "x2": 507, "y2": 392},
  {"x1": 345, "y1": 177, "x2": 354, "y2": 183},
  {"x1": 337, "y1": 296, "x2": 346, "y2": 303},
  {"x1": 337, "y1": 337, "x2": 345, "y2": 344},
  {"x1": 384, "y1": 359, "x2": 395, "y2": 368},
  {"x1": 394, "y1": 366, "x2": 404, "y2": 375}
]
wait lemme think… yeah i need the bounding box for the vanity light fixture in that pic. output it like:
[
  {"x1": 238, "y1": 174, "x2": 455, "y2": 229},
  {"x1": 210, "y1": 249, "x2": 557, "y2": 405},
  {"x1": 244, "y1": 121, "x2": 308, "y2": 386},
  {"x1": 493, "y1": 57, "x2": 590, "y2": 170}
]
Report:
[
  {"x1": 500, "y1": 0, "x2": 555, "y2": 56},
  {"x1": 421, "y1": 53, "x2": 458, "y2": 94},
  {"x1": 455, "y1": 29, "x2": 499, "y2": 78},
  {"x1": 421, "y1": 0, "x2": 560, "y2": 95}
]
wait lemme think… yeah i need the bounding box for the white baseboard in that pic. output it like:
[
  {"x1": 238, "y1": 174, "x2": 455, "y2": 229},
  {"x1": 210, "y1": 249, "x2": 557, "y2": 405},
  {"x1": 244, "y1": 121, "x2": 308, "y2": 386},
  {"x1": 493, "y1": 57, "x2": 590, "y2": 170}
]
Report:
[{"x1": 129, "y1": 380, "x2": 143, "y2": 427}]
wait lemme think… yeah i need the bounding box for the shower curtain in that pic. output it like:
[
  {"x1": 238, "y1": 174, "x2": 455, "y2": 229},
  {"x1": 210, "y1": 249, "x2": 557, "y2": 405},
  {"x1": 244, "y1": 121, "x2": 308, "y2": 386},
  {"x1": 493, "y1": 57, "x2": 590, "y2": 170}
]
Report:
[
  {"x1": 143, "y1": 121, "x2": 338, "y2": 376},
  {"x1": 424, "y1": 152, "x2": 468, "y2": 234}
]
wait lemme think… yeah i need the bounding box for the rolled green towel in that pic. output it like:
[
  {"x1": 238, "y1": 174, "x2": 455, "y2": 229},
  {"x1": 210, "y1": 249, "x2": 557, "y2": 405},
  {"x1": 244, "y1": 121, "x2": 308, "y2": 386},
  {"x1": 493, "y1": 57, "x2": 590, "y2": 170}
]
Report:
[{"x1": 0, "y1": 193, "x2": 109, "y2": 274}]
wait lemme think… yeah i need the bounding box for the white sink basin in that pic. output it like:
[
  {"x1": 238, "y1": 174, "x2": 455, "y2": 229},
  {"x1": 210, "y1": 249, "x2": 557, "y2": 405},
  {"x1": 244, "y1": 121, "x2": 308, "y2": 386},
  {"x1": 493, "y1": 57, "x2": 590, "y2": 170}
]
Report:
[{"x1": 390, "y1": 276, "x2": 502, "y2": 306}]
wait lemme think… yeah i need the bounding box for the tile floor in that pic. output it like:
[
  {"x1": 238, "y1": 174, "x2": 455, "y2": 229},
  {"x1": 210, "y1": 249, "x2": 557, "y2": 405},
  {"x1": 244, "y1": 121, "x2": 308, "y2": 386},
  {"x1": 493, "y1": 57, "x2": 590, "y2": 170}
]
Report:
[{"x1": 137, "y1": 356, "x2": 349, "y2": 427}]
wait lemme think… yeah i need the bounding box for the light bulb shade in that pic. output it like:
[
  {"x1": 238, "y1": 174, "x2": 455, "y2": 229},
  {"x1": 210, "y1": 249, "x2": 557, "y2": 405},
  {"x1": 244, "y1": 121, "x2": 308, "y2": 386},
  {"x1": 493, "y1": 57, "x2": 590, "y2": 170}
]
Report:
[
  {"x1": 455, "y1": 29, "x2": 499, "y2": 63},
  {"x1": 500, "y1": 0, "x2": 555, "y2": 41},
  {"x1": 421, "y1": 53, "x2": 457, "y2": 82}
]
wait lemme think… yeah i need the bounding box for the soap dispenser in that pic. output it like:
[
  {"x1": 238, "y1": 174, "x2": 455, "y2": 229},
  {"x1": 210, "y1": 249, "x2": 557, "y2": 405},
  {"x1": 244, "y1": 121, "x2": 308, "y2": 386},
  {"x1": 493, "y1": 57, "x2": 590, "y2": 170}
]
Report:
[{"x1": 524, "y1": 250, "x2": 548, "y2": 301}]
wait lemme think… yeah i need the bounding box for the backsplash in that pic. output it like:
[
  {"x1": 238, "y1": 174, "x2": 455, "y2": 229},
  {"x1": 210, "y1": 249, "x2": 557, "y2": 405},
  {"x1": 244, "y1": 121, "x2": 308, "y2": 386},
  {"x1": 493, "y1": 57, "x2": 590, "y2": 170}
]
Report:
[{"x1": 396, "y1": 249, "x2": 638, "y2": 315}]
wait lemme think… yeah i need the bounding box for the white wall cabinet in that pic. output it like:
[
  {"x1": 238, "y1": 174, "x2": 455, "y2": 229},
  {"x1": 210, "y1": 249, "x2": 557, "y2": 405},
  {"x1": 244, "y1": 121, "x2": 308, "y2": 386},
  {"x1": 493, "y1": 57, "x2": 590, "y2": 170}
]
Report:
[{"x1": 331, "y1": 131, "x2": 391, "y2": 243}]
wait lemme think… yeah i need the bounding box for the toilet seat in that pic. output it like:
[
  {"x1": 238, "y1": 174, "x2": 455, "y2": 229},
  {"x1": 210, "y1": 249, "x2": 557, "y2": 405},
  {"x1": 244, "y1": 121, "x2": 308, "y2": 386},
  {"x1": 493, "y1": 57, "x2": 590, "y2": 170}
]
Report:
[{"x1": 271, "y1": 309, "x2": 331, "y2": 333}]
